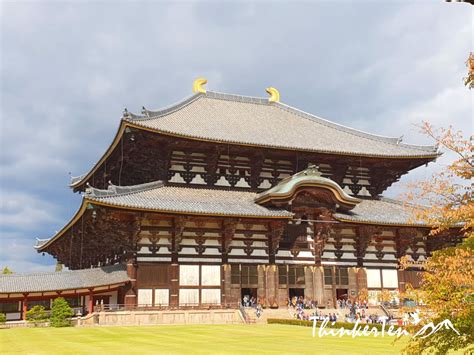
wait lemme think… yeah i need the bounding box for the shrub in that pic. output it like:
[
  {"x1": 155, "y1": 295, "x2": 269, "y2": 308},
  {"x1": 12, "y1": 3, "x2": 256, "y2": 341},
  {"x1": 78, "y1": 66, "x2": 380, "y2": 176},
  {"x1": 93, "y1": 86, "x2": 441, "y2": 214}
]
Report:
[
  {"x1": 0, "y1": 313, "x2": 6, "y2": 324},
  {"x1": 26, "y1": 305, "x2": 49, "y2": 324},
  {"x1": 50, "y1": 297, "x2": 74, "y2": 327}
]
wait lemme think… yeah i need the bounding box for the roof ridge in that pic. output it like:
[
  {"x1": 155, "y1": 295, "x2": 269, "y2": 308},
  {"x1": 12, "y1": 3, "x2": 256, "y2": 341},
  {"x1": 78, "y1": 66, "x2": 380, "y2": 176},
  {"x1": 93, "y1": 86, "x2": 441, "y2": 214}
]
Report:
[
  {"x1": 205, "y1": 90, "x2": 271, "y2": 105},
  {"x1": 86, "y1": 180, "x2": 164, "y2": 198},
  {"x1": 124, "y1": 93, "x2": 202, "y2": 121}
]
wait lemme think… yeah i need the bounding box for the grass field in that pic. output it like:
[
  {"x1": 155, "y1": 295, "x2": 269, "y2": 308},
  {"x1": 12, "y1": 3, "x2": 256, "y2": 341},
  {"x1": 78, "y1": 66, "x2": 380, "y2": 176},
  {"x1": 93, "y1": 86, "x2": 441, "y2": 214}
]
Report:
[{"x1": 0, "y1": 324, "x2": 407, "y2": 354}]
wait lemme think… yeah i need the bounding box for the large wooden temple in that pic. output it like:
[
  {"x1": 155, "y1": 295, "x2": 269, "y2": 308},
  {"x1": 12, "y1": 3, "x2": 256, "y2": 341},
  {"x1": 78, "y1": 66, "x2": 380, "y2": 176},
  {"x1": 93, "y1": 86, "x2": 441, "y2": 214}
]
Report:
[{"x1": 0, "y1": 79, "x2": 461, "y2": 320}]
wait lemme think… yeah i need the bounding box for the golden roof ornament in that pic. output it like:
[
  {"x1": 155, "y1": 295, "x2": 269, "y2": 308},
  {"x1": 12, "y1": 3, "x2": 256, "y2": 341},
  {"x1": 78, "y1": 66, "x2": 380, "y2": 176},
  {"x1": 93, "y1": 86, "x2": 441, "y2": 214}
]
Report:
[
  {"x1": 266, "y1": 87, "x2": 280, "y2": 103},
  {"x1": 193, "y1": 78, "x2": 208, "y2": 93},
  {"x1": 304, "y1": 164, "x2": 322, "y2": 177}
]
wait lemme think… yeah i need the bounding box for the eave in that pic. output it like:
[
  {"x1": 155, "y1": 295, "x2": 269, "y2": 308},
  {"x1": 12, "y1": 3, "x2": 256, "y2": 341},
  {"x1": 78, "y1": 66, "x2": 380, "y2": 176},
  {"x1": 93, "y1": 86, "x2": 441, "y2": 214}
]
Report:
[{"x1": 70, "y1": 120, "x2": 439, "y2": 192}]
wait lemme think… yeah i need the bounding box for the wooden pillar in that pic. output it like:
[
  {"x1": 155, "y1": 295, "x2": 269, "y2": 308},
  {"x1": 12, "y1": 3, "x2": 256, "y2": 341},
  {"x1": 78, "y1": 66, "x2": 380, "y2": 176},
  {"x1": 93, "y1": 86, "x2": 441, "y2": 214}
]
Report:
[
  {"x1": 170, "y1": 217, "x2": 185, "y2": 308},
  {"x1": 169, "y1": 263, "x2": 179, "y2": 308},
  {"x1": 355, "y1": 226, "x2": 378, "y2": 267},
  {"x1": 331, "y1": 266, "x2": 337, "y2": 308},
  {"x1": 266, "y1": 265, "x2": 278, "y2": 308},
  {"x1": 313, "y1": 266, "x2": 324, "y2": 306},
  {"x1": 268, "y1": 221, "x2": 284, "y2": 265},
  {"x1": 88, "y1": 289, "x2": 94, "y2": 314},
  {"x1": 222, "y1": 264, "x2": 231, "y2": 306},
  {"x1": 257, "y1": 265, "x2": 266, "y2": 305},
  {"x1": 304, "y1": 266, "x2": 314, "y2": 302},
  {"x1": 398, "y1": 269, "x2": 406, "y2": 293},
  {"x1": 22, "y1": 294, "x2": 28, "y2": 320},
  {"x1": 125, "y1": 259, "x2": 137, "y2": 308},
  {"x1": 357, "y1": 268, "x2": 368, "y2": 294}
]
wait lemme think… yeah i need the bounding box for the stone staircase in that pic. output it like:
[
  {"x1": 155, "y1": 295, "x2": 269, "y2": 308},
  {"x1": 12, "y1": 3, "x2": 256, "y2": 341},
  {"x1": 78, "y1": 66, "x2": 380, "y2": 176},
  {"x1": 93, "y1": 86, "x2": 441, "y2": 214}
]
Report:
[{"x1": 243, "y1": 307, "x2": 296, "y2": 324}]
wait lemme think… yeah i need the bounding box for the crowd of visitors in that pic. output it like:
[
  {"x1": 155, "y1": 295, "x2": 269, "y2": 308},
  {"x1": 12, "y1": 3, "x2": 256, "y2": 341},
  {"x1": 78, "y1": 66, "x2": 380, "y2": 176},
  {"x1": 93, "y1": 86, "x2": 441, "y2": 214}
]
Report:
[
  {"x1": 242, "y1": 295, "x2": 263, "y2": 318},
  {"x1": 284, "y1": 296, "x2": 393, "y2": 324},
  {"x1": 241, "y1": 295, "x2": 395, "y2": 323}
]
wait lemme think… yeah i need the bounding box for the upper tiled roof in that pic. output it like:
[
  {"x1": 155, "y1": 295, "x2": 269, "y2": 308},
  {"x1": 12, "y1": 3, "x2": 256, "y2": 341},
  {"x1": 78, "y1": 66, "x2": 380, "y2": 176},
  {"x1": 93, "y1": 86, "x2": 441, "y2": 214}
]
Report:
[
  {"x1": 85, "y1": 181, "x2": 293, "y2": 218},
  {"x1": 0, "y1": 264, "x2": 129, "y2": 294},
  {"x1": 334, "y1": 197, "x2": 426, "y2": 226},
  {"x1": 124, "y1": 91, "x2": 438, "y2": 158}
]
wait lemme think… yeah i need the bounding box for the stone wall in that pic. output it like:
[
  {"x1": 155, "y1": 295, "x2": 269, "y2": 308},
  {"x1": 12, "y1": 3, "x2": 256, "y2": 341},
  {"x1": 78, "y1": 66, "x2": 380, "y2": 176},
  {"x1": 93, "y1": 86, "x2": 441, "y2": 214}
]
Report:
[{"x1": 89, "y1": 309, "x2": 242, "y2": 326}]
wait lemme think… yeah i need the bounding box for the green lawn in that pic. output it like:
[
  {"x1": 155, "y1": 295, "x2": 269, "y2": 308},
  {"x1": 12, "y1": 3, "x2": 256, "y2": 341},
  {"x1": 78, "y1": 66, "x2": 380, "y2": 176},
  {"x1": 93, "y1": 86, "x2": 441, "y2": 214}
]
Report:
[{"x1": 0, "y1": 324, "x2": 407, "y2": 354}]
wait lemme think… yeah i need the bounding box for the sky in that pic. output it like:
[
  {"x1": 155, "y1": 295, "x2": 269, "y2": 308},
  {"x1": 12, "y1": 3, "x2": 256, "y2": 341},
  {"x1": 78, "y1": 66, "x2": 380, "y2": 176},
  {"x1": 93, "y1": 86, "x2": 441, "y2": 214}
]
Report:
[{"x1": 0, "y1": 1, "x2": 472, "y2": 273}]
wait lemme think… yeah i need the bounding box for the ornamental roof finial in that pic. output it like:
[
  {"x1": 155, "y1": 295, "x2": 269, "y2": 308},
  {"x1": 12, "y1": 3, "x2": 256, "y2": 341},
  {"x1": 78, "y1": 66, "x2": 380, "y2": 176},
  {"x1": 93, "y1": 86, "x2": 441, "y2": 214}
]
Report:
[
  {"x1": 266, "y1": 87, "x2": 280, "y2": 103},
  {"x1": 193, "y1": 78, "x2": 208, "y2": 94},
  {"x1": 305, "y1": 164, "x2": 322, "y2": 177}
]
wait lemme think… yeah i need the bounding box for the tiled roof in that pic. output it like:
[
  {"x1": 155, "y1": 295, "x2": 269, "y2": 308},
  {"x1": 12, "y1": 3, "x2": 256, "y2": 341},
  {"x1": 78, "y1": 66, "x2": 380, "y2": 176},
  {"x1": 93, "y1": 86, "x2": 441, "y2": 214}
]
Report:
[
  {"x1": 124, "y1": 91, "x2": 438, "y2": 158},
  {"x1": 0, "y1": 264, "x2": 129, "y2": 294},
  {"x1": 85, "y1": 182, "x2": 426, "y2": 226},
  {"x1": 85, "y1": 182, "x2": 293, "y2": 218},
  {"x1": 334, "y1": 198, "x2": 427, "y2": 226}
]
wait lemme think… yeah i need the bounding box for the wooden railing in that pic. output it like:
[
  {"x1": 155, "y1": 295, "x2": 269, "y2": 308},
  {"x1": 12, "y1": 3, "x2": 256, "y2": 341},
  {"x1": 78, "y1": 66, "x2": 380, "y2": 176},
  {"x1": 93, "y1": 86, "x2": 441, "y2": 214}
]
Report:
[
  {"x1": 94, "y1": 303, "x2": 239, "y2": 312},
  {"x1": 238, "y1": 303, "x2": 253, "y2": 324}
]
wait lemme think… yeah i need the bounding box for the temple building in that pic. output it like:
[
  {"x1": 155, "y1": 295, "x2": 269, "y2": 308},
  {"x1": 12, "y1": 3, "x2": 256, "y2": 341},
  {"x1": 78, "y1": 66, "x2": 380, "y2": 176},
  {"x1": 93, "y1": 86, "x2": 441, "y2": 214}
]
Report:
[{"x1": 0, "y1": 79, "x2": 461, "y2": 320}]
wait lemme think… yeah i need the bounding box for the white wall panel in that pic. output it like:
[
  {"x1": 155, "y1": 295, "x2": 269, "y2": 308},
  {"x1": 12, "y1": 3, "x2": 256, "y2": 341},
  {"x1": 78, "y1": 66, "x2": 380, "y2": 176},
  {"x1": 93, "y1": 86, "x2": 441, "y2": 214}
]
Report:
[
  {"x1": 137, "y1": 289, "x2": 153, "y2": 306},
  {"x1": 382, "y1": 269, "x2": 398, "y2": 288},
  {"x1": 179, "y1": 289, "x2": 199, "y2": 306},
  {"x1": 179, "y1": 265, "x2": 199, "y2": 286},
  {"x1": 201, "y1": 289, "x2": 221, "y2": 304},
  {"x1": 201, "y1": 265, "x2": 221, "y2": 286},
  {"x1": 154, "y1": 289, "x2": 169, "y2": 306},
  {"x1": 367, "y1": 269, "x2": 381, "y2": 288}
]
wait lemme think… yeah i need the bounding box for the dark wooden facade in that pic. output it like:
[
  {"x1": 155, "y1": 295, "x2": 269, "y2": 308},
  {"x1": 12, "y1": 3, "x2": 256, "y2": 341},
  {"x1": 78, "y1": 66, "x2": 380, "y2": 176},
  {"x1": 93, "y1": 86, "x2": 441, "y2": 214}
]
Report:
[{"x1": 72, "y1": 128, "x2": 433, "y2": 197}]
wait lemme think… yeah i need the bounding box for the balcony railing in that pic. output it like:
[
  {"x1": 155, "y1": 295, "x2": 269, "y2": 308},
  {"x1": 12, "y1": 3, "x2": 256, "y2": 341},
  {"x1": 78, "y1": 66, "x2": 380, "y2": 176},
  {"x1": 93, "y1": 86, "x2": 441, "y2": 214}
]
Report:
[{"x1": 94, "y1": 303, "x2": 240, "y2": 313}]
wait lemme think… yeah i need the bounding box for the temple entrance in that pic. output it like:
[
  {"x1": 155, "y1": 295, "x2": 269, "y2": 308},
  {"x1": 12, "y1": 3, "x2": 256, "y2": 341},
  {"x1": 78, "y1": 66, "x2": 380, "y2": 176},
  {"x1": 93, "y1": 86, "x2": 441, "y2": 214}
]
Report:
[
  {"x1": 289, "y1": 288, "x2": 304, "y2": 300},
  {"x1": 241, "y1": 288, "x2": 257, "y2": 306},
  {"x1": 336, "y1": 288, "x2": 348, "y2": 301}
]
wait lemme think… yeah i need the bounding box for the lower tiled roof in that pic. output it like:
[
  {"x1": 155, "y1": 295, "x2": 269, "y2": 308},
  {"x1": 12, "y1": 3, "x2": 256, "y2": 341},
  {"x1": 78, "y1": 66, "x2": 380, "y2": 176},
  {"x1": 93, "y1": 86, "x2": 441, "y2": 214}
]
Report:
[
  {"x1": 0, "y1": 264, "x2": 129, "y2": 294},
  {"x1": 86, "y1": 182, "x2": 293, "y2": 218},
  {"x1": 334, "y1": 197, "x2": 426, "y2": 226},
  {"x1": 86, "y1": 183, "x2": 426, "y2": 226}
]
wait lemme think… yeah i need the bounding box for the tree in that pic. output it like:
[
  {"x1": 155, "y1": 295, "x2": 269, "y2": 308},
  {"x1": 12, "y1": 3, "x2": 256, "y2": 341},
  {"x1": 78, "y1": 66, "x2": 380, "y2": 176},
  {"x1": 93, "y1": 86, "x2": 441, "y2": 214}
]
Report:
[
  {"x1": 55, "y1": 263, "x2": 63, "y2": 272},
  {"x1": 2, "y1": 267, "x2": 13, "y2": 274},
  {"x1": 405, "y1": 122, "x2": 473, "y2": 237},
  {"x1": 465, "y1": 52, "x2": 474, "y2": 89},
  {"x1": 26, "y1": 305, "x2": 49, "y2": 325},
  {"x1": 402, "y1": 123, "x2": 473, "y2": 355},
  {"x1": 50, "y1": 297, "x2": 74, "y2": 327},
  {"x1": 357, "y1": 288, "x2": 368, "y2": 303},
  {"x1": 0, "y1": 313, "x2": 6, "y2": 324},
  {"x1": 378, "y1": 289, "x2": 392, "y2": 304}
]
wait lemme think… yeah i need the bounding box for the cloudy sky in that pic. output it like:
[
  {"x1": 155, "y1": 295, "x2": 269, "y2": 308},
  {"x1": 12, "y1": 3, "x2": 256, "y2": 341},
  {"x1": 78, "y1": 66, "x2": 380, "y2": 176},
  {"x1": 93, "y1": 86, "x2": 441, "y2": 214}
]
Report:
[{"x1": 1, "y1": 1, "x2": 472, "y2": 273}]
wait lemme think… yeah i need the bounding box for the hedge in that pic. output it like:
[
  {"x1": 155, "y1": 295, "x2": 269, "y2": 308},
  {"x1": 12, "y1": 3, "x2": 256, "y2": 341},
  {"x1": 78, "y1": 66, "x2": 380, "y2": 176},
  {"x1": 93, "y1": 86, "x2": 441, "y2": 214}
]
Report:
[{"x1": 267, "y1": 318, "x2": 391, "y2": 331}]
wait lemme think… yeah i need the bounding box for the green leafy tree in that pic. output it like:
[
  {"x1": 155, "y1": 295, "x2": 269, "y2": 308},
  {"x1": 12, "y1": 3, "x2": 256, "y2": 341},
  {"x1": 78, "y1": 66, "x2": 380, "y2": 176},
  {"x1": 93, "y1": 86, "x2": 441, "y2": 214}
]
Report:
[
  {"x1": 0, "y1": 313, "x2": 6, "y2": 324},
  {"x1": 2, "y1": 267, "x2": 13, "y2": 274},
  {"x1": 50, "y1": 297, "x2": 74, "y2": 327},
  {"x1": 26, "y1": 305, "x2": 49, "y2": 325}
]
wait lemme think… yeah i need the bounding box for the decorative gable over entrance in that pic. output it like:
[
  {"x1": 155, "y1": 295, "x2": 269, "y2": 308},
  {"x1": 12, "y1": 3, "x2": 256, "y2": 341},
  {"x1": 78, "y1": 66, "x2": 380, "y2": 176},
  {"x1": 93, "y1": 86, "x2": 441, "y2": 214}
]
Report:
[{"x1": 255, "y1": 164, "x2": 362, "y2": 211}]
